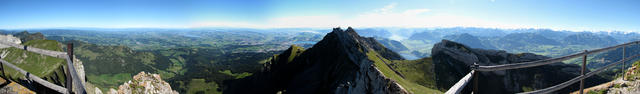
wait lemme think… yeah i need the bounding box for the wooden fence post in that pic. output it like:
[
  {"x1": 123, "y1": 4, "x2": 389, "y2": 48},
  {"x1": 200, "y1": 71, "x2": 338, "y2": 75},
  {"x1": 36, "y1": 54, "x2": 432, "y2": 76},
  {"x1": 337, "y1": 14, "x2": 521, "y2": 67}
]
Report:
[
  {"x1": 0, "y1": 56, "x2": 3, "y2": 77},
  {"x1": 623, "y1": 46, "x2": 626, "y2": 80},
  {"x1": 65, "y1": 43, "x2": 73, "y2": 94},
  {"x1": 473, "y1": 63, "x2": 479, "y2": 94},
  {"x1": 580, "y1": 50, "x2": 587, "y2": 94},
  {"x1": 0, "y1": 62, "x2": 3, "y2": 77}
]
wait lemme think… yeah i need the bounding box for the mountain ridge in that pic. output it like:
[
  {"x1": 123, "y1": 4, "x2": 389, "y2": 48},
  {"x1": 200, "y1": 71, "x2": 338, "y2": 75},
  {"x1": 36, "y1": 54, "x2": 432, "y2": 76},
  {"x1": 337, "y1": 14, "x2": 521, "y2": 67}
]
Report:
[{"x1": 224, "y1": 27, "x2": 428, "y2": 94}]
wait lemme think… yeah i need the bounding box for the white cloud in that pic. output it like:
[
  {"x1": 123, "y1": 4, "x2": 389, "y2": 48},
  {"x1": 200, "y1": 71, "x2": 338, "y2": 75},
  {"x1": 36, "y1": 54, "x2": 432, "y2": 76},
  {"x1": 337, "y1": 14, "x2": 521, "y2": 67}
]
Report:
[
  {"x1": 375, "y1": 3, "x2": 397, "y2": 14},
  {"x1": 267, "y1": 15, "x2": 343, "y2": 28},
  {"x1": 191, "y1": 21, "x2": 267, "y2": 28},
  {"x1": 298, "y1": 30, "x2": 320, "y2": 34},
  {"x1": 403, "y1": 9, "x2": 431, "y2": 15}
]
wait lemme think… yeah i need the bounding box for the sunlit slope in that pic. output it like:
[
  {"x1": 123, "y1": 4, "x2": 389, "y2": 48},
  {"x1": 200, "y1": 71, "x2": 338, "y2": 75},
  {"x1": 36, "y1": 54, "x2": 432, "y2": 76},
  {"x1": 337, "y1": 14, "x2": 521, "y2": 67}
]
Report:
[
  {"x1": 0, "y1": 39, "x2": 67, "y2": 87},
  {"x1": 366, "y1": 51, "x2": 442, "y2": 93}
]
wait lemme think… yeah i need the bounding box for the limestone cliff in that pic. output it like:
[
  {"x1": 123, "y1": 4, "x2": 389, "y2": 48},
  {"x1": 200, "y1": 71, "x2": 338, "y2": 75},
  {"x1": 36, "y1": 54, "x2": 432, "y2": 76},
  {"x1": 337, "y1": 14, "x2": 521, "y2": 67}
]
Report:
[{"x1": 0, "y1": 34, "x2": 21, "y2": 49}]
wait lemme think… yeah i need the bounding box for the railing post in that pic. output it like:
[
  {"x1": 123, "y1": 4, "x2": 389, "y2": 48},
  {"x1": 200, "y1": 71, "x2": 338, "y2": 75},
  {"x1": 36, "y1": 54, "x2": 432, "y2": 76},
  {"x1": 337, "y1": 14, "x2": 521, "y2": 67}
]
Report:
[
  {"x1": 622, "y1": 46, "x2": 626, "y2": 81},
  {"x1": 580, "y1": 50, "x2": 587, "y2": 94},
  {"x1": 0, "y1": 56, "x2": 3, "y2": 77},
  {"x1": 473, "y1": 63, "x2": 479, "y2": 94},
  {"x1": 65, "y1": 43, "x2": 73, "y2": 94}
]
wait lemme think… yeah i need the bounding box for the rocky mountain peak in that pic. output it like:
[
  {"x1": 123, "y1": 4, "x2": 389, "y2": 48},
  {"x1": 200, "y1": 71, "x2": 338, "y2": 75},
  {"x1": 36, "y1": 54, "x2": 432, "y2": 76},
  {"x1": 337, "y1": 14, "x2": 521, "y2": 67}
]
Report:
[
  {"x1": 317, "y1": 27, "x2": 404, "y2": 60},
  {"x1": 108, "y1": 72, "x2": 178, "y2": 94},
  {"x1": 226, "y1": 27, "x2": 408, "y2": 94}
]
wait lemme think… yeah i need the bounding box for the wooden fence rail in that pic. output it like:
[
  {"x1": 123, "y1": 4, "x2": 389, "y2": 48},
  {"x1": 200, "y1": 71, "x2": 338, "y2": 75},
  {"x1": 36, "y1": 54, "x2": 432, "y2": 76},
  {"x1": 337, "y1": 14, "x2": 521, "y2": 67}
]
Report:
[
  {"x1": 444, "y1": 70, "x2": 475, "y2": 94},
  {"x1": 519, "y1": 54, "x2": 640, "y2": 94},
  {"x1": 0, "y1": 41, "x2": 85, "y2": 94},
  {"x1": 446, "y1": 41, "x2": 640, "y2": 94},
  {"x1": 475, "y1": 41, "x2": 639, "y2": 72},
  {"x1": 0, "y1": 59, "x2": 68, "y2": 93}
]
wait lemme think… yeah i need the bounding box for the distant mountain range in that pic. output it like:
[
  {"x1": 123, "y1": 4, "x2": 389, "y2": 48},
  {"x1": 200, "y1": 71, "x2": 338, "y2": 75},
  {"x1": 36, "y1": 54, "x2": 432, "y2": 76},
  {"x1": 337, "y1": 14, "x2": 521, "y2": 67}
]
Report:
[
  {"x1": 352, "y1": 27, "x2": 637, "y2": 59},
  {"x1": 2, "y1": 27, "x2": 637, "y2": 93},
  {"x1": 224, "y1": 27, "x2": 610, "y2": 93}
]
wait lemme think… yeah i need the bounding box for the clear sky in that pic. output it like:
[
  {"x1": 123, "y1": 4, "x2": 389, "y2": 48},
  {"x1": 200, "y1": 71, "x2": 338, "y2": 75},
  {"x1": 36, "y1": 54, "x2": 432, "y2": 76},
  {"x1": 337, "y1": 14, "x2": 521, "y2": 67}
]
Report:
[{"x1": 1, "y1": 0, "x2": 639, "y2": 31}]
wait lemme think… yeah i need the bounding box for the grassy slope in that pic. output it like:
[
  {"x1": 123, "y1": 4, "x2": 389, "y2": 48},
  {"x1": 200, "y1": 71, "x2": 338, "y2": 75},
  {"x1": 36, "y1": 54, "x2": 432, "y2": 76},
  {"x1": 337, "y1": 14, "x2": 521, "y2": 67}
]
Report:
[
  {"x1": 390, "y1": 58, "x2": 438, "y2": 89},
  {"x1": 22, "y1": 40, "x2": 63, "y2": 51},
  {"x1": 76, "y1": 42, "x2": 273, "y2": 93},
  {"x1": 86, "y1": 73, "x2": 132, "y2": 90},
  {"x1": 74, "y1": 42, "x2": 168, "y2": 92},
  {"x1": 0, "y1": 40, "x2": 67, "y2": 86},
  {"x1": 366, "y1": 51, "x2": 442, "y2": 94},
  {"x1": 186, "y1": 79, "x2": 221, "y2": 94}
]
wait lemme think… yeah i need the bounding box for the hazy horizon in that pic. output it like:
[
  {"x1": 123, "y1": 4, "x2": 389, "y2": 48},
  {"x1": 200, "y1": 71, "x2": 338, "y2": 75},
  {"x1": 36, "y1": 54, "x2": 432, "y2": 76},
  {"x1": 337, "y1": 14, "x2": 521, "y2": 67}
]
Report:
[{"x1": 2, "y1": 0, "x2": 639, "y2": 32}]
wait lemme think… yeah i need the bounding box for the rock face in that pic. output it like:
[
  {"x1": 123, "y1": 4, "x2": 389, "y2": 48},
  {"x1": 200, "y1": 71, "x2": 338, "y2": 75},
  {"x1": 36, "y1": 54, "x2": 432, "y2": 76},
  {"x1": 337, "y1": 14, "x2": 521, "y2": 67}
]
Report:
[
  {"x1": 225, "y1": 27, "x2": 408, "y2": 94},
  {"x1": 606, "y1": 80, "x2": 640, "y2": 94},
  {"x1": 0, "y1": 78, "x2": 35, "y2": 94},
  {"x1": 0, "y1": 34, "x2": 21, "y2": 48},
  {"x1": 109, "y1": 72, "x2": 178, "y2": 94},
  {"x1": 578, "y1": 62, "x2": 640, "y2": 94},
  {"x1": 604, "y1": 62, "x2": 640, "y2": 94},
  {"x1": 431, "y1": 40, "x2": 607, "y2": 93}
]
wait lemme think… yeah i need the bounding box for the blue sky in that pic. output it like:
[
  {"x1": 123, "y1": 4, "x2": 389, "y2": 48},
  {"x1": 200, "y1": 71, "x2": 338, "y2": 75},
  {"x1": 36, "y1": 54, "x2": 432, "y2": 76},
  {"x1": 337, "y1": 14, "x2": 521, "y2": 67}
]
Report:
[{"x1": 1, "y1": 0, "x2": 639, "y2": 32}]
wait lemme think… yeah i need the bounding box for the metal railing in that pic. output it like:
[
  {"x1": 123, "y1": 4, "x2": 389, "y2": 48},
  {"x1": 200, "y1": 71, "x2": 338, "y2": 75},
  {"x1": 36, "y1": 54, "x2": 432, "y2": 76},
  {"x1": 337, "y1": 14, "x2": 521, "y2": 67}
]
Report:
[{"x1": 446, "y1": 41, "x2": 639, "y2": 94}]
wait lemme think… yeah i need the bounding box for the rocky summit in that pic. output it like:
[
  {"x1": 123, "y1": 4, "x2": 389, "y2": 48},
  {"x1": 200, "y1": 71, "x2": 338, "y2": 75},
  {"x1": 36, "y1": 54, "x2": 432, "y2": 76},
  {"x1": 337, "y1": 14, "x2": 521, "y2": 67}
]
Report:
[
  {"x1": 225, "y1": 27, "x2": 408, "y2": 94},
  {"x1": 109, "y1": 72, "x2": 178, "y2": 94}
]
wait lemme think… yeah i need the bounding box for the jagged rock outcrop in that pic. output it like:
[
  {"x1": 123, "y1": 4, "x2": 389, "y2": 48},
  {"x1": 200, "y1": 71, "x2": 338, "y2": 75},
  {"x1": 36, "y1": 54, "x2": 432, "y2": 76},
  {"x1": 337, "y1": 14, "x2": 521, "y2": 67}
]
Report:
[
  {"x1": 225, "y1": 27, "x2": 408, "y2": 94},
  {"x1": 603, "y1": 62, "x2": 640, "y2": 94},
  {"x1": 576, "y1": 61, "x2": 640, "y2": 94},
  {"x1": 605, "y1": 80, "x2": 640, "y2": 94},
  {"x1": 109, "y1": 72, "x2": 178, "y2": 94},
  {"x1": 0, "y1": 34, "x2": 21, "y2": 49},
  {"x1": 0, "y1": 78, "x2": 35, "y2": 94},
  {"x1": 431, "y1": 40, "x2": 607, "y2": 93}
]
